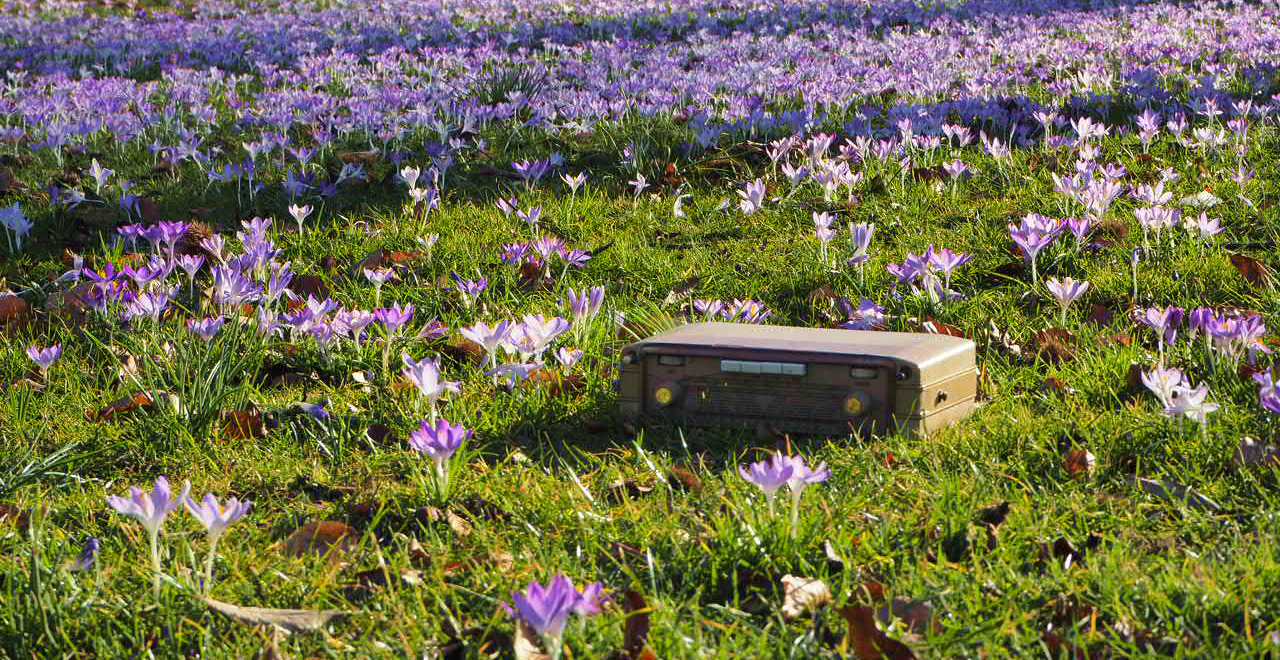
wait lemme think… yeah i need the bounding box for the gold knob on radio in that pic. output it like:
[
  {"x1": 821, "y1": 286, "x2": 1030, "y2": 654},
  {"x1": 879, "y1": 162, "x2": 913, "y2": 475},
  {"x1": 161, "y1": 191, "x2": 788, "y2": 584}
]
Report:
[
  {"x1": 653, "y1": 383, "x2": 681, "y2": 407},
  {"x1": 843, "y1": 392, "x2": 868, "y2": 416}
]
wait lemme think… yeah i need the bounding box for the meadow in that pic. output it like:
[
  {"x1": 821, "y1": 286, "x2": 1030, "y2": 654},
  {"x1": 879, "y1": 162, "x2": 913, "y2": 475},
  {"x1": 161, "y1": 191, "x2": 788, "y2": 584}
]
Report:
[{"x1": 2, "y1": 0, "x2": 1280, "y2": 657}]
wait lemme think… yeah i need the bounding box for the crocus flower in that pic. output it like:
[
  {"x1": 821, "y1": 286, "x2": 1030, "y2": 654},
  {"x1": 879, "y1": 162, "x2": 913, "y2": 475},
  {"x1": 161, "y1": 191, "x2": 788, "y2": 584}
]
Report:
[
  {"x1": 1137, "y1": 306, "x2": 1184, "y2": 365},
  {"x1": 928, "y1": 247, "x2": 972, "y2": 292},
  {"x1": 460, "y1": 320, "x2": 511, "y2": 370},
  {"x1": 183, "y1": 491, "x2": 251, "y2": 593},
  {"x1": 107, "y1": 476, "x2": 191, "y2": 595},
  {"x1": 1044, "y1": 277, "x2": 1090, "y2": 325},
  {"x1": 408, "y1": 417, "x2": 473, "y2": 498},
  {"x1": 738, "y1": 178, "x2": 766, "y2": 215},
  {"x1": 288, "y1": 204, "x2": 313, "y2": 235},
  {"x1": 556, "y1": 347, "x2": 583, "y2": 369},
  {"x1": 740, "y1": 453, "x2": 794, "y2": 516},
  {"x1": 375, "y1": 303, "x2": 414, "y2": 335},
  {"x1": 27, "y1": 344, "x2": 61, "y2": 373},
  {"x1": 778, "y1": 454, "x2": 830, "y2": 536},
  {"x1": 187, "y1": 317, "x2": 225, "y2": 342},
  {"x1": 67, "y1": 536, "x2": 100, "y2": 572},
  {"x1": 1162, "y1": 381, "x2": 1219, "y2": 432},
  {"x1": 183, "y1": 493, "x2": 252, "y2": 543},
  {"x1": 847, "y1": 222, "x2": 874, "y2": 271},
  {"x1": 503, "y1": 575, "x2": 607, "y2": 659},
  {"x1": 1140, "y1": 366, "x2": 1185, "y2": 408},
  {"x1": 401, "y1": 352, "x2": 461, "y2": 421}
]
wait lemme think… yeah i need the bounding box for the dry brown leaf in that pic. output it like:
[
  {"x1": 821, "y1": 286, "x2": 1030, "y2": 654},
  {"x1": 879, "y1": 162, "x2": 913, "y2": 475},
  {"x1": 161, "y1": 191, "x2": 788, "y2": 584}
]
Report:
[
  {"x1": 221, "y1": 409, "x2": 266, "y2": 440},
  {"x1": 920, "y1": 318, "x2": 966, "y2": 339},
  {"x1": 1033, "y1": 328, "x2": 1076, "y2": 363},
  {"x1": 1063, "y1": 449, "x2": 1096, "y2": 480},
  {"x1": 621, "y1": 590, "x2": 654, "y2": 660},
  {"x1": 667, "y1": 465, "x2": 704, "y2": 493},
  {"x1": 203, "y1": 597, "x2": 351, "y2": 634},
  {"x1": 608, "y1": 479, "x2": 654, "y2": 502},
  {"x1": 287, "y1": 274, "x2": 329, "y2": 300},
  {"x1": 838, "y1": 605, "x2": 916, "y2": 659},
  {"x1": 877, "y1": 599, "x2": 940, "y2": 638},
  {"x1": 88, "y1": 390, "x2": 165, "y2": 422},
  {"x1": 780, "y1": 574, "x2": 832, "y2": 620},
  {"x1": 283, "y1": 521, "x2": 359, "y2": 559},
  {"x1": 0, "y1": 294, "x2": 30, "y2": 324},
  {"x1": 337, "y1": 150, "x2": 381, "y2": 165},
  {"x1": 1229, "y1": 253, "x2": 1269, "y2": 286},
  {"x1": 513, "y1": 619, "x2": 550, "y2": 660}
]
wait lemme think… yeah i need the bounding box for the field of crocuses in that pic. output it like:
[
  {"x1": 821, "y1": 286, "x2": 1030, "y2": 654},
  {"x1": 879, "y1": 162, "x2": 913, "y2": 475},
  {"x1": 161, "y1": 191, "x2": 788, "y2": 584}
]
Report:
[{"x1": 3, "y1": 0, "x2": 1280, "y2": 656}]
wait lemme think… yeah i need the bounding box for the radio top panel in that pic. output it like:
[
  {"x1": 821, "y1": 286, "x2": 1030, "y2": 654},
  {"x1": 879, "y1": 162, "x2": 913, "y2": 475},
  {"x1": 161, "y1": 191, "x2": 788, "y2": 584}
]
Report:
[{"x1": 621, "y1": 322, "x2": 975, "y2": 387}]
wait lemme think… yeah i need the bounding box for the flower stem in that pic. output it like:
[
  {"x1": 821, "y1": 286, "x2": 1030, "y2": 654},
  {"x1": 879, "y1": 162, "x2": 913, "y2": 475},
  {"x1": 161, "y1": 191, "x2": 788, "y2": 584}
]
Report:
[
  {"x1": 149, "y1": 529, "x2": 162, "y2": 600},
  {"x1": 203, "y1": 536, "x2": 220, "y2": 595}
]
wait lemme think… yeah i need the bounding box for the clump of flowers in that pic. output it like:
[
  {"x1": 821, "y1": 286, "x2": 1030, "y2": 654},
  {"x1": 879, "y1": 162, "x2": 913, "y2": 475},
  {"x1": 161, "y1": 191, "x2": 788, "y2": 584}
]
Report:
[
  {"x1": 740, "y1": 452, "x2": 830, "y2": 537},
  {"x1": 401, "y1": 352, "x2": 461, "y2": 421},
  {"x1": 503, "y1": 575, "x2": 607, "y2": 660},
  {"x1": 1009, "y1": 213, "x2": 1063, "y2": 285}
]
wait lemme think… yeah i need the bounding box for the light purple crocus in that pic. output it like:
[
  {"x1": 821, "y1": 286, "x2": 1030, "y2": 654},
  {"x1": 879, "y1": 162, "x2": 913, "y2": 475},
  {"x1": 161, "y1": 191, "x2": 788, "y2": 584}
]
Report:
[
  {"x1": 1044, "y1": 277, "x2": 1089, "y2": 325},
  {"x1": 503, "y1": 575, "x2": 607, "y2": 658},
  {"x1": 740, "y1": 453, "x2": 795, "y2": 515},
  {"x1": 107, "y1": 476, "x2": 191, "y2": 595},
  {"x1": 739, "y1": 178, "x2": 766, "y2": 215},
  {"x1": 27, "y1": 344, "x2": 61, "y2": 373},
  {"x1": 460, "y1": 320, "x2": 511, "y2": 370},
  {"x1": 401, "y1": 352, "x2": 460, "y2": 421},
  {"x1": 187, "y1": 316, "x2": 225, "y2": 342},
  {"x1": 1138, "y1": 305, "x2": 1184, "y2": 365},
  {"x1": 408, "y1": 418, "x2": 473, "y2": 496},
  {"x1": 183, "y1": 491, "x2": 251, "y2": 592},
  {"x1": 779, "y1": 453, "x2": 830, "y2": 535}
]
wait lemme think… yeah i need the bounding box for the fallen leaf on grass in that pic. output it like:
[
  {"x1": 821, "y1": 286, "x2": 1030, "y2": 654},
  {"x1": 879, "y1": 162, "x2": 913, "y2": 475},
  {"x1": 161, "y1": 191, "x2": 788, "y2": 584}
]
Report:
[
  {"x1": 878, "y1": 599, "x2": 940, "y2": 638},
  {"x1": 221, "y1": 409, "x2": 266, "y2": 440},
  {"x1": 0, "y1": 294, "x2": 30, "y2": 324},
  {"x1": 608, "y1": 479, "x2": 654, "y2": 502},
  {"x1": 287, "y1": 274, "x2": 329, "y2": 300},
  {"x1": 521, "y1": 368, "x2": 586, "y2": 397},
  {"x1": 513, "y1": 619, "x2": 550, "y2": 660},
  {"x1": 613, "y1": 590, "x2": 655, "y2": 660},
  {"x1": 416, "y1": 507, "x2": 473, "y2": 536},
  {"x1": 780, "y1": 574, "x2": 832, "y2": 620},
  {"x1": 1039, "y1": 535, "x2": 1101, "y2": 569},
  {"x1": 667, "y1": 465, "x2": 704, "y2": 493},
  {"x1": 1033, "y1": 328, "x2": 1076, "y2": 363},
  {"x1": 87, "y1": 390, "x2": 173, "y2": 422},
  {"x1": 920, "y1": 318, "x2": 966, "y2": 339},
  {"x1": 203, "y1": 597, "x2": 351, "y2": 634},
  {"x1": 1124, "y1": 476, "x2": 1221, "y2": 512},
  {"x1": 1228, "y1": 254, "x2": 1270, "y2": 287},
  {"x1": 283, "y1": 521, "x2": 358, "y2": 559},
  {"x1": 1063, "y1": 449, "x2": 1096, "y2": 480},
  {"x1": 838, "y1": 605, "x2": 916, "y2": 659}
]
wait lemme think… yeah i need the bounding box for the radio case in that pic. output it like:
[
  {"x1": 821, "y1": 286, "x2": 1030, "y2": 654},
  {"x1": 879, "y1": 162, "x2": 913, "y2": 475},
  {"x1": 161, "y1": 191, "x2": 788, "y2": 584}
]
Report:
[{"x1": 618, "y1": 322, "x2": 977, "y2": 437}]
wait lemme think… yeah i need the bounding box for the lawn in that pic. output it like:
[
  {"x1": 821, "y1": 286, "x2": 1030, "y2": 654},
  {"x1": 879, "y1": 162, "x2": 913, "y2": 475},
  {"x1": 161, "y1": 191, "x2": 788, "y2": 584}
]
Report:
[{"x1": 2, "y1": 0, "x2": 1280, "y2": 658}]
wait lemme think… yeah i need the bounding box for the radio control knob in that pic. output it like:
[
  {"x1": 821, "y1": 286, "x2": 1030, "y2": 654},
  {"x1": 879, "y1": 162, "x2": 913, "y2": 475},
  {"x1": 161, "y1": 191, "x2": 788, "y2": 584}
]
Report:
[
  {"x1": 653, "y1": 382, "x2": 682, "y2": 407},
  {"x1": 843, "y1": 392, "x2": 869, "y2": 417}
]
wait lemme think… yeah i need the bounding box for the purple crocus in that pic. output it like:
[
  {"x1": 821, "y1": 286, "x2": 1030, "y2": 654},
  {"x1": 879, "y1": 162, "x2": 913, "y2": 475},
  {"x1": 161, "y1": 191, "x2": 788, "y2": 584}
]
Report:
[
  {"x1": 740, "y1": 453, "x2": 795, "y2": 515},
  {"x1": 183, "y1": 491, "x2": 251, "y2": 592},
  {"x1": 460, "y1": 320, "x2": 511, "y2": 370},
  {"x1": 1009, "y1": 213, "x2": 1062, "y2": 284},
  {"x1": 187, "y1": 316, "x2": 225, "y2": 342},
  {"x1": 779, "y1": 454, "x2": 830, "y2": 535},
  {"x1": 928, "y1": 247, "x2": 972, "y2": 292},
  {"x1": 107, "y1": 476, "x2": 191, "y2": 595},
  {"x1": 1137, "y1": 306, "x2": 1184, "y2": 365},
  {"x1": 408, "y1": 417, "x2": 473, "y2": 498},
  {"x1": 1044, "y1": 277, "x2": 1089, "y2": 325},
  {"x1": 401, "y1": 352, "x2": 461, "y2": 421},
  {"x1": 27, "y1": 344, "x2": 62, "y2": 373},
  {"x1": 375, "y1": 302, "x2": 414, "y2": 335},
  {"x1": 503, "y1": 575, "x2": 607, "y2": 658}
]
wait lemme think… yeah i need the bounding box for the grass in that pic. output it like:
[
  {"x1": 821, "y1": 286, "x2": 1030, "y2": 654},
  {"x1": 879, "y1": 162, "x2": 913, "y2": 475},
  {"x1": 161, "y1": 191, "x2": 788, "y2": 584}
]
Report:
[{"x1": 3, "y1": 45, "x2": 1280, "y2": 660}]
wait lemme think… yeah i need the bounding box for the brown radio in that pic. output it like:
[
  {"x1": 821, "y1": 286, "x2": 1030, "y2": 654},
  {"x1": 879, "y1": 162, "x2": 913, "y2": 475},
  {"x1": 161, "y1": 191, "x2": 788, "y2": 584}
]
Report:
[{"x1": 618, "y1": 322, "x2": 977, "y2": 437}]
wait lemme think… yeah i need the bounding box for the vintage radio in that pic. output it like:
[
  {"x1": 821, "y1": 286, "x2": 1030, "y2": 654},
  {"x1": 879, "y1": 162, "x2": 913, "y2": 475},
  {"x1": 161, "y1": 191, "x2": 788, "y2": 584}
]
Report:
[{"x1": 618, "y1": 322, "x2": 977, "y2": 437}]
